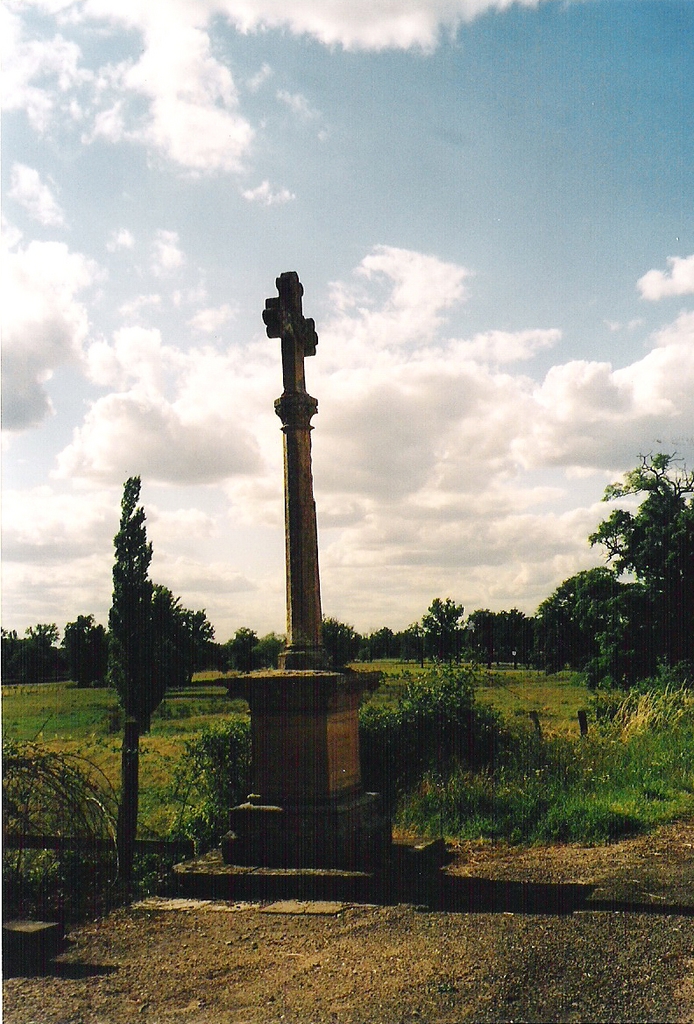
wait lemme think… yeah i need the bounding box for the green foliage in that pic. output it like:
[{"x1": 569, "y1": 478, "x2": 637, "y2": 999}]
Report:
[
  {"x1": 171, "y1": 718, "x2": 251, "y2": 849},
  {"x1": 3, "y1": 740, "x2": 118, "y2": 922},
  {"x1": 359, "y1": 665, "x2": 501, "y2": 808},
  {"x1": 590, "y1": 453, "x2": 694, "y2": 671},
  {"x1": 109, "y1": 476, "x2": 156, "y2": 728},
  {"x1": 466, "y1": 608, "x2": 534, "y2": 667},
  {"x1": 225, "y1": 628, "x2": 259, "y2": 672},
  {"x1": 1, "y1": 624, "x2": 67, "y2": 685},
  {"x1": 322, "y1": 616, "x2": 361, "y2": 668},
  {"x1": 109, "y1": 478, "x2": 215, "y2": 723},
  {"x1": 253, "y1": 632, "x2": 284, "y2": 669},
  {"x1": 63, "y1": 615, "x2": 109, "y2": 688},
  {"x1": 399, "y1": 713, "x2": 694, "y2": 845},
  {"x1": 421, "y1": 597, "x2": 465, "y2": 662},
  {"x1": 533, "y1": 568, "x2": 624, "y2": 676}
]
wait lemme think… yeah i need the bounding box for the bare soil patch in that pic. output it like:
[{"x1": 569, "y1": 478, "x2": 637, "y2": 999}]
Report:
[{"x1": 4, "y1": 822, "x2": 694, "y2": 1024}]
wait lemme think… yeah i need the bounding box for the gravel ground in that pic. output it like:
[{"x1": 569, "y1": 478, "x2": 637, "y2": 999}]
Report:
[{"x1": 4, "y1": 822, "x2": 694, "y2": 1024}]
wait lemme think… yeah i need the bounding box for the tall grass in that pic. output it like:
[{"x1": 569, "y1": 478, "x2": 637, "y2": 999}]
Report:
[{"x1": 398, "y1": 680, "x2": 694, "y2": 845}]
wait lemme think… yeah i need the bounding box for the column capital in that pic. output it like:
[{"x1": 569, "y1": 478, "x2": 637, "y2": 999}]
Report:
[{"x1": 274, "y1": 391, "x2": 318, "y2": 428}]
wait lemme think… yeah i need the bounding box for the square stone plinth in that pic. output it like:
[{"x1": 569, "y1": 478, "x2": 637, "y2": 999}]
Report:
[
  {"x1": 223, "y1": 791, "x2": 388, "y2": 870},
  {"x1": 226, "y1": 670, "x2": 380, "y2": 806}
]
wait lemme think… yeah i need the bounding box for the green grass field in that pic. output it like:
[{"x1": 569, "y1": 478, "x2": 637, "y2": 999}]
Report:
[
  {"x1": 358, "y1": 661, "x2": 591, "y2": 735},
  {"x1": 4, "y1": 665, "x2": 693, "y2": 845}
]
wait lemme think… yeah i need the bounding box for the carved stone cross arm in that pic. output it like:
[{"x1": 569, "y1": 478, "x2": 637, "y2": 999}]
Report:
[{"x1": 263, "y1": 272, "x2": 318, "y2": 394}]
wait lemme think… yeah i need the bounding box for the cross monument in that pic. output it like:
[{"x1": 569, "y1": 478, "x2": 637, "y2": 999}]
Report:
[{"x1": 263, "y1": 272, "x2": 326, "y2": 670}]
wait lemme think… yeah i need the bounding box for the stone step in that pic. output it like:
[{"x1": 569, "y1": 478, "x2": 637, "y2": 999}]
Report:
[
  {"x1": 173, "y1": 839, "x2": 450, "y2": 905},
  {"x1": 2, "y1": 920, "x2": 63, "y2": 976}
]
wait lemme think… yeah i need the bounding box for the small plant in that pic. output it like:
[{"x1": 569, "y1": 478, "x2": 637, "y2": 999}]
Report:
[
  {"x1": 170, "y1": 717, "x2": 251, "y2": 850},
  {"x1": 3, "y1": 741, "x2": 118, "y2": 922},
  {"x1": 359, "y1": 664, "x2": 502, "y2": 809}
]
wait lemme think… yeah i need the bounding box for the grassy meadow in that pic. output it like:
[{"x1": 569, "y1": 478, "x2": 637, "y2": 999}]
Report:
[{"x1": 3, "y1": 663, "x2": 694, "y2": 846}]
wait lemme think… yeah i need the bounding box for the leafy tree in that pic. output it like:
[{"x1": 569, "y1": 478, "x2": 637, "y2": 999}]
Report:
[
  {"x1": 19, "y1": 624, "x2": 66, "y2": 684},
  {"x1": 494, "y1": 609, "x2": 535, "y2": 667},
  {"x1": 184, "y1": 609, "x2": 216, "y2": 674},
  {"x1": 422, "y1": 598, "x2": 465, "y2": 663},
  {"x1": 364, "y1": 626, "x2": 398, "y2": 661},
  {"x1": 533, "y1": 567, "x2": 629, "y2": 676},
  {"x1": 253, "y1": 632, "x2": 284, "y2": 669},
  {"x1": 466, "y1": 609, "x2": 496, "y2": 668},
  {"x1": 1, "y1": 630, "x2": 22, "y2": 682},
  {"x1": 322, "y1": 617, "x2": 361, "y2": 669},
  {"x1": 109, "y1": 477, "x2": 155, "y2": 727},
  {"x1": 398, "y1": 623, "x2": 425, "y2": 665},
  {"x1": 62, "y1": 615, "x2": 108, "y2": 688},
  {"x1": 108, "y1": 477, "x2": 155, "y2": 883},
  {"x1": 226, "y1": 628, "x2": 259, "y2": 673},
  {"x1": 150, "y1": 586, "x2": 192, "y2": 692},
  {"x1": 590, "y1": 453, "x2": 694, "y2": 670}
]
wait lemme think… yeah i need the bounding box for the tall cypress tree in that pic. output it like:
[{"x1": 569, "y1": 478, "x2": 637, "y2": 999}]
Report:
[{"x1": 109, "y1": 476, "x2": 154, "y2": 884}]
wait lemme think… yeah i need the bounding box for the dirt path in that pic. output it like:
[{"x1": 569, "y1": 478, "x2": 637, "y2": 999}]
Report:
[{"x1": 5, "y1": 823, "x2": 694, "y2": 1024}]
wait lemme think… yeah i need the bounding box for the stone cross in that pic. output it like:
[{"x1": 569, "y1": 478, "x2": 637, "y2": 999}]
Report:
[{"x1": 264, "y1": 272, "x2": 326, "y2": 670}]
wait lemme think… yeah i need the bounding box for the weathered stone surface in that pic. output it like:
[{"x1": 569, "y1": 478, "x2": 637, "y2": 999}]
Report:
[
  {"x1": 2, "y1": 920, "x2": 63, "y2": 976},
  {"x1": 214, "y1": 274, "x2": 390, "y2": 876},
  {"x1": 264, "y1": 271, "x2": 325, "y2": 671}
]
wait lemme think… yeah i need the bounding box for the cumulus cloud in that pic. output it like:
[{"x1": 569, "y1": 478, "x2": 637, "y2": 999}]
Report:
[
  {"x1": 188, "y1": 304, "x2": 237, "y2": 333},
  {"x1": 57, "y1": 327, "x2": 266, "y2": 484},
  {"x1": 151, "y1": 229, "x2": 185, "y2": 277},
  {"x1": 55, "y1": 390, "x2": 261, "y2": 484},
  {"x1": 241, "y1": 180, "x2": 296, "y2": 205},
  {"x1": 247, "y1": 62, "x2": 272, "y2": 91},
  {"x1": 17, "y1": 242, "x2": 694, "y2": 633},
  {"x1": 9, "y1": 163, "x2": 65, "y2": 226},
  {"x1": 222, "y1": 0, "x2": 542, "y2": 51},
  {"x1": 107, "y1": 228, "x2": 135, "y2": 251},
  {"x1": 276, "y1": 89, "x2": 319, "y2": 119},
  {"x1": 108, "y1": 11, "x2": 253, "y2": 172},
  {"x1": 452, "y1": 328, "x2": 560, "y2": 363},
  {"x1": 1, "y1": 5, "x2": 91, "y2": 132},
  {"x1": 2, "y1": 236, "x2": 98, "y2": 430},
  {"x1": 324, "y1": 245, "x2": 472, "y2": 358},
  {"x1": 637, "y1": 254, "x2": 694, "y2": 301}
]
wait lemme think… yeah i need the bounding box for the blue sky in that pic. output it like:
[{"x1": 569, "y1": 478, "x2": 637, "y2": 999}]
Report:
[{"x1": 3, "y1": 0, "x2": 694, "y2": 641}]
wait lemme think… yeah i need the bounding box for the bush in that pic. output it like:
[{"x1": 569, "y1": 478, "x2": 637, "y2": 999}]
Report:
[
  {"x1": 359, "y1": 665, "x2": 502, "y2": 809},
  {"x1": 3, "y1": 741, "x2": 118, "y2": 922},
  {"x1": 170, "y1": 717, "x2": 251, "y2": 850}
]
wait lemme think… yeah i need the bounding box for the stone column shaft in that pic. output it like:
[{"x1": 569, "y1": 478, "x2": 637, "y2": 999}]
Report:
[{"x1": 274, "y1": 391, "x2": 325, "y2": 669}]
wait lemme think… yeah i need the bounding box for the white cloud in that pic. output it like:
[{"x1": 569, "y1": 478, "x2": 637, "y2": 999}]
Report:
[
  {"x1": 276, "y1": 89, "x2": 319, "y2": 119},
  {"x1": 222, "y1": 0, "x2": 542, "y2": 52},
  {"x1": 452, "y1": 328, "x2": 560, "y2": 363},
  {"x1": 1, "y1": 6, "x2": 91, "y2": 132},
  {"x1": 637, "y1": 254, "x2": 694, "y2": 301},
  {"x1": 188, "y1": 303, "x2": 237, "y2": 333},
  {"x1": 16, "y1": 242, "x2": 694, "y2": 633},
  {"x1": 106, "y1": 227, "x2": 135, "y2": 251},
  {"x1": 2, "y1": 237, "x2": 99, "y2": 430},
  {"x1": 118, "y1": 14, "x2": 253, "y2": 172},
  {"x1": 247, "y1": 62, "x2": 272, "y2": 91},
  {"x1": 56, "y1": 329, "x2": 267, "y2": 484},
  {"x1": 151, "y1": 229, "x2": 185, "y2": 277},
  {"x1": 241, "y1": 180, "x2": 296, "y2": 205},
  {"x1": 55, "y1": 389, "x2": 261, "y2": 484},
  {"x1": 9, "y1": 163, "x2": 65, "y2": 226},
  {"x1": 323, "y1": 245, "x2": 472, "y2": 359},
  {"x1": 118, "y1": 293, "x2": 162, "y2": 318}
]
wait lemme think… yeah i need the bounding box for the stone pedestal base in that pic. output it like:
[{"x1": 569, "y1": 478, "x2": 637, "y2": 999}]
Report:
[
  {"x1": 224, "y1": 669, "x2": 387, "y2": 871},
  {"x1": 222, "y1": 791, "x2": 388, "y2": 870}
]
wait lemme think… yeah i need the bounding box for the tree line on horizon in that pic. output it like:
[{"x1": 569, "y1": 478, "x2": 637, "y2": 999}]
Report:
[{"x1": 3, "y1": 453, "x2": 692, "y2": 693}]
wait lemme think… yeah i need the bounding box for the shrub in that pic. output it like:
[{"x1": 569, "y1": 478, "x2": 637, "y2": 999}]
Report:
[
  {"x1": 3, "y1": 741, "x2": 118, "y2": 922},
  {"x1": 170, "y1": 717, "x2": 250, "y2": 850},
  {"x1": 359, "y1": 665, "x2": 502, "y2": 809}
]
